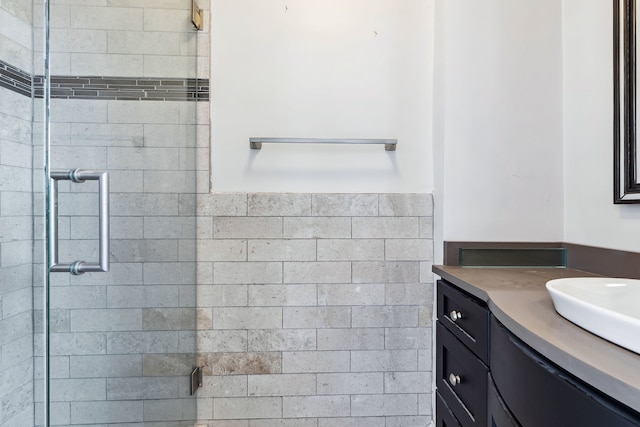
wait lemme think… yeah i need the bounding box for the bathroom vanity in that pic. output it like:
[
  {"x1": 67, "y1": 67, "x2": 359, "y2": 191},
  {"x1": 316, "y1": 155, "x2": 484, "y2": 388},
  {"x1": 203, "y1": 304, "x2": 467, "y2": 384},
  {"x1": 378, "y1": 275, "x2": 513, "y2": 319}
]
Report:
[{"x1": 432, "y1": 266, "x2": 640, "y2": 427}]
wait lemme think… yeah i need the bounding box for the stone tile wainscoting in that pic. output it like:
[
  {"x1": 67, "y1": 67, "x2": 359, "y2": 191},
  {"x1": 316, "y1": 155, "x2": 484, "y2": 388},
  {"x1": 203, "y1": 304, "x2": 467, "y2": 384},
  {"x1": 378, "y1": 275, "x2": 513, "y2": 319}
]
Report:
[{"x1": 196, "y1": 193, "x2": 434, "y2": 426}]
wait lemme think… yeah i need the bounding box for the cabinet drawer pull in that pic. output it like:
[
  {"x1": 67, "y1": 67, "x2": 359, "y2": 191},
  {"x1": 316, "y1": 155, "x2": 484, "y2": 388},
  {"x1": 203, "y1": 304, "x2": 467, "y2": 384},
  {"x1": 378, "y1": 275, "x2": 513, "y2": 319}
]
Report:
[
  {"x1": 449, "y1": 373, "x2": 461, "y2": 387},
  {"x1": 450, "y1": 310, "x2": 463, "y2": 322}
]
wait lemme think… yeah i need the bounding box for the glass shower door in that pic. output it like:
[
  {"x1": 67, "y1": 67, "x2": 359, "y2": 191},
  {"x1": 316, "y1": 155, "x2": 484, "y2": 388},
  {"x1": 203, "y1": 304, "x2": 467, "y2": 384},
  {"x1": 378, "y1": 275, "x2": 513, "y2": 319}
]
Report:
[{"x1": 34, "y1": 1, "x2": 203, "y2": 425}]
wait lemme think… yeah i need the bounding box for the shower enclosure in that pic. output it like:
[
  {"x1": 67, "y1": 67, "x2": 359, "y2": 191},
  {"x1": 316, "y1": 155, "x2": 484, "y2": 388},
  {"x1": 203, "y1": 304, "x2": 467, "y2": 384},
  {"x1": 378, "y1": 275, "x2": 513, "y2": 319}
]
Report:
[{"x1": 30, "y1": 1, "x2": 203, "y2": 425}]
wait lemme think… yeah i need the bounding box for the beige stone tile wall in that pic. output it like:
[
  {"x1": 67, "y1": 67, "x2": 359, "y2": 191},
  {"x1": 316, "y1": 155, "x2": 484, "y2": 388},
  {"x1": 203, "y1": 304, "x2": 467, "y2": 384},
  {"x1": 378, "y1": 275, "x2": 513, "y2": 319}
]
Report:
[{"x1": 196, "y1": 193, "x2": 434, "y2": 426}]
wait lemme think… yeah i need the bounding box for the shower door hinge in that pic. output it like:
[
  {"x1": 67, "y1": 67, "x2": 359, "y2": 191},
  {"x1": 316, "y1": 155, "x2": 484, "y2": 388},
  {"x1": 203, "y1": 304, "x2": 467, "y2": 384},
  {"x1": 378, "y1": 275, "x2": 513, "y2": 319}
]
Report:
[
  {"x1": 192, "y1": 0, "x2": 203, "y2": 30},
  {"x1": 190, "y1": 367, "x2": 203, "y2": 395}
]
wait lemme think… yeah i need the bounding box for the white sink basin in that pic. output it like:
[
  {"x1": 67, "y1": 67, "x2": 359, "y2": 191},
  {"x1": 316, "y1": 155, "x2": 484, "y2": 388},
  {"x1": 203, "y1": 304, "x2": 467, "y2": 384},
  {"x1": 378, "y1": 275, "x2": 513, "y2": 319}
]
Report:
[{"x1": 546, "y1": 277, "x2": 640, "y2": 354}]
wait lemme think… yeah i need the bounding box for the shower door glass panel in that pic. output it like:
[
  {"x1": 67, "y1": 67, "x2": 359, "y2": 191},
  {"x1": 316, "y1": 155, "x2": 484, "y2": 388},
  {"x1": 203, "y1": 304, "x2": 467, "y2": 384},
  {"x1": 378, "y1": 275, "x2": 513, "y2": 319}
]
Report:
[{"x1": 34, "y1": 1, "x2": 201, "y2": 425}]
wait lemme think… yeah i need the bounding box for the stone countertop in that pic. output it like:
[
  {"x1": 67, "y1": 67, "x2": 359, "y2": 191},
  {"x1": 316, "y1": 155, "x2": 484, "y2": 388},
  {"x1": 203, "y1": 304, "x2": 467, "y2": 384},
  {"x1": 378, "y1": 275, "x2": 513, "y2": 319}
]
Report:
[{"x1": 432, "y1": 265, "x2": 640, "y2": 414}]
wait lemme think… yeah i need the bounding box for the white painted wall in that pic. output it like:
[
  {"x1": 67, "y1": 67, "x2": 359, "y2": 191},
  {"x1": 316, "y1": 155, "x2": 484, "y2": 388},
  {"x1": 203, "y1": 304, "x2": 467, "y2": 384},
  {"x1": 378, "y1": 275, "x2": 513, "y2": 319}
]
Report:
[
  {"x1": 563, "y1": 0, "x2": 640, "y2": 252},
  {"x1": 210, "y1": 0, "x2": 640, "y2": 257},
  {"x1": 433, "y1": 0, "x2": 565, "y2": 262},
  {"x1": 210, "y1": 0, "x2": 433, "y2": 193}
]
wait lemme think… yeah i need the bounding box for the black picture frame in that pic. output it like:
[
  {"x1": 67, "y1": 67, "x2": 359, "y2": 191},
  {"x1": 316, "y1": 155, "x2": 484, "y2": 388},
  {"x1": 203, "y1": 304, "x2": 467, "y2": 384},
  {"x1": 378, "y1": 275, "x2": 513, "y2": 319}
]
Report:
[{"x1": 615, "y1": 0, "x2": 640, "y2": 203}]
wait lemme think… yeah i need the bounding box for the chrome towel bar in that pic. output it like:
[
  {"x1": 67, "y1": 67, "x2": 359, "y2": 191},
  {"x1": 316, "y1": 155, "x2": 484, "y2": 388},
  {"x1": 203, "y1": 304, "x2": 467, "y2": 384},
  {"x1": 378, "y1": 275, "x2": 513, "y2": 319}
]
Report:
[{"x1": 249, "y1": 137, "x2": 397, "y2": 151}]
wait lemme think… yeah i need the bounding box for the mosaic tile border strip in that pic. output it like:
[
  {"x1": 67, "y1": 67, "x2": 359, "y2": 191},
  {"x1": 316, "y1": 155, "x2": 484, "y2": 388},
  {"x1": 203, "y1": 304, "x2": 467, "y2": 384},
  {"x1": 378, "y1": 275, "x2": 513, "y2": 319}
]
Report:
[
  {"x1": 0, "y1": 60, "x2": 32, "y2": 97},
  {"x1": 34, "y1": 75, "x2": 209, "y2": 101},
  {"x1": 0, "y1": 59, "x2": 209, "y2": 101}
]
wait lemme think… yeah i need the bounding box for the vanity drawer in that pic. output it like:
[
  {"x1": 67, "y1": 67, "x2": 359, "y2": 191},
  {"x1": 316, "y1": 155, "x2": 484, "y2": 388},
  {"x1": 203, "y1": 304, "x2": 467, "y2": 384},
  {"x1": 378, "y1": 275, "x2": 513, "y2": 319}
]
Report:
[
  {"x1": 488, "y1": 373, "x2": 520, "y2": 427},
  {"x1": 437, "y1": 280, "x2": 489, "y2": 363},
  {"x1": 436, "y1": 391, "x2": 462, "y2": 427},
  {"x1": 437, "y1": 322, "x2": 488, "y2": 427}
]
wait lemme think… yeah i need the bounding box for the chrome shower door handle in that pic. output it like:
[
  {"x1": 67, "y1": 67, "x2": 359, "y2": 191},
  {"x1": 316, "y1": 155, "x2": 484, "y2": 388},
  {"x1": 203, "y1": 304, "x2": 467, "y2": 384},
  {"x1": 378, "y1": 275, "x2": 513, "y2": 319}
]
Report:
[{"x1": 49, "y1": 169, "x2": 110, "y2": 275}]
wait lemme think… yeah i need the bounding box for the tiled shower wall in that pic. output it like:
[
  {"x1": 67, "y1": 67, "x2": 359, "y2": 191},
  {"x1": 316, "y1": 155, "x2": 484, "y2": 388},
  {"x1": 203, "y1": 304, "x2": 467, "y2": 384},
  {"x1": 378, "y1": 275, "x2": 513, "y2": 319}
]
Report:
[
  {"x1": 31, "y1": 0, "x2": 211, "y2": 425},
  {"x1": 0, "y1": 1, "x2": 34, "y2": 426},
  {"x1": 38, "y1": 101, "x2": 204, "y2": 426},
  {"x1": 195, "y1": 193, "x2": 434, "y2": 426}
]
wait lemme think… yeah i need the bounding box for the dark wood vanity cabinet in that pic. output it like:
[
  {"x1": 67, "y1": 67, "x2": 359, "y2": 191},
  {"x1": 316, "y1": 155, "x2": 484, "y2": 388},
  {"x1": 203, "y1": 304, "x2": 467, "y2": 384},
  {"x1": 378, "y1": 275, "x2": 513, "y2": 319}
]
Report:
[
  {"x1": 436, "y1": 280, "x2": 489, "y2": 427},
  {"x1": 436, "y1": 392, "x2": 462, "y2": 427},
  {"x1": 437, "y1": 278, "x2": 640, "y2": 427},
  {"x1": 487, "y1": 373, "x2": 519, "y2": 427},
  {"x1": 491, "y1": 316, "x2": 640, "y2": 427}
]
